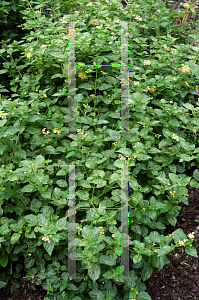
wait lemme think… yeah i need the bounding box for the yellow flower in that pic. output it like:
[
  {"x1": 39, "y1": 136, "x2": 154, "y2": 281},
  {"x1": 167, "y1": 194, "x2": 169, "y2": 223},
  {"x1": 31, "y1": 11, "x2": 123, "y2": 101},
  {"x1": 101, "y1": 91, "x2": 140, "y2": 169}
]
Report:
[
  {"x1": 92, "y1": 19, "x2": 99, "y2": 26},
  {"x1": 148, "y1": 86, "x2": 156, "y2": 93},
  {"x1": 43, "y1": 94, "x2": 47, "y2": 98},
  {"x1": 179, "y1": 240, "x2": 185, "y2": 246},
  {"x1": 41, "y1": 44, "x2": 47, "y2": 49},
  {"x1": 78, "y1": 72, "x2": 87, "y2": 80},
  {"x1": 74, "y1": 11, "x2": 79, "y2": 13},
  {"x1": 134, "y1": 81, "x2": 139, "y2": 85},
  {"x1": 101, "y1": 71, "x2": 107, "y2": 75},
  {"x1": 181, "y1": 66, "x2": 190, "y2": 73},
  {"x1": 183, "y1": 3, "x2": 190, "y2": 9},
  {"x1": 111, "y1": 32, "x2": 115, "y2": 36},
  {"x1": 86, "y1": 2, "x2": 93, "y2": 6},
  {"x1": 192, "y1": 129, "x2": 197, "y2": 135},
  {"x1": 62, "y1": 19, "x2": 68, "y2": 24},
  {"x1": 0, "y1": 111, "x2": 8, "y2": 119},
  {"x1": 53, "y1": 128, "x2": 61, "y2": 135},
  {"x1": 172, "y1": 133, "x2": 179, "y2": 141},
  {"x1": 109, "y1": 41, "x2": 113, "y2": 45},
  {"x1": 184, "y1": 81, "x2": 189, "y2": 86},
  {"x1": 114, "y1": 19, "x2": 120, "y2": 23},
  {"x1": 171, "y1": 77, "x2": 177, "y2": 81},
  {"x1": 164, "y1": 46, "x2": 170, "y2": 51},
  {"x1": 90, "y1": 94, "x2": 96, "y2": 98},
  {"x1": 156, "y1": 10, "x2": 160, "y2": 12},
  {"x1": 35, "y1": 10, "x2": 41, "y2": 13},
  {"x1": 135, "y1": 16, "x2": 142, "y2": 21},
  {"x1": 144, "y1": 60, "x2": 151, "y2": 65},
  {"x1": 187, "y1": 232, "x2": 195, "y2": 239},
  {"x1": 27, "y1": 52, "x2": 33, "y2": 59},
  {"x1": 190, "y1": 9, "x2": 195, "y2": 13}
]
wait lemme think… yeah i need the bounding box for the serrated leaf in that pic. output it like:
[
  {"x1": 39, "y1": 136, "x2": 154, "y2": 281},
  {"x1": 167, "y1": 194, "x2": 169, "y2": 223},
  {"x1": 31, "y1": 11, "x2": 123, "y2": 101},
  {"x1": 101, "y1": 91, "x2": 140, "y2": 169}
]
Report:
[
  {"x1": 21, "y1": 184, "x2": 36, "y2": 193},
  {"x1": 56, "y1": 179, "x2": 68, "y2": 187},
  {"x1": 88, "y1": 264, "x2": 101, "y2": 282},
  {"x1": 10, "y1": 233, "x2": 21, "y2": 244},
  {"x1": 99, "y1": 255, "x2": 116, "y2": 266}
]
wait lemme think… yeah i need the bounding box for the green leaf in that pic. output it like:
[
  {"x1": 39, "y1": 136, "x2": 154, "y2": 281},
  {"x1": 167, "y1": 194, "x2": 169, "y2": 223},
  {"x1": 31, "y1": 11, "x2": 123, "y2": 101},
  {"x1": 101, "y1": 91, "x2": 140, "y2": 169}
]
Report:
[
  {"x1": 99, "y1": 255, "x2": 116, "y2": 266},
  {"x1": 55, "y1": 217, "x2": 67, "y2": 231},
  {"x1": 3, "y1": 127, "x2": 20, "y2": 137},
  {"x1": 21, "y1": 184, "x2": 36, "y2": 193},
  {"x1": 133, "y1": 254, "x2": 142, "y2": 264},
  {"x1": 89, "y1": 289, "x2": 105, "y2": 300},
  {"x1": 0, "y1": 281, "x2": 7, "y2": 289},
  {"x1": 0, "y1": 119, "x2": 7, "y2": 127},
  {"x1": 90, "y1": 179, "x2": 107, "y2": 188},
  {"x1": 43, "y1": 241, "x2": 55, "y2": 256},
  {"x1": 116, "y1": 148, "x2": 132, "y2": 156},
  {"x1": 10, "y1": 233, "x2": 21, "y2": 244},
  {"x1": 141, "y1": 264, "x2": 153, "y2": 281},
  {"x1": 0, "y1": 253, "x2": 8, "y2": 267},
  {"x1": 88, "y1": 264, "x2": 101, "y2": 282},
  {"x1": 185, "y1": 245, "x2": 198, "y2": 258},
  {"x1": 137, "y1": 291, "x2": 152, "y2": 300},
  {"x1": 98, "y1": 83, "x2": 112, "y2": 90},
  {"x1": 157, "y1": 245, "x2": 172, "y2": 257},
  {"x1": 56, "y1": 179, "x2": 68, "y2": 187},
  {"x1": 172, "y1": 228, "x2": 187, "y2": 244}
]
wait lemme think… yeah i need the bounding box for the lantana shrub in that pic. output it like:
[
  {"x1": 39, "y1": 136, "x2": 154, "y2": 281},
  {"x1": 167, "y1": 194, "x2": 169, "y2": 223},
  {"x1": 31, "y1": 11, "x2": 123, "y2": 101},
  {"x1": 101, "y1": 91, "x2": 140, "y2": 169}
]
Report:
[{"x1": 0, "y1": 0, "x2": 199, "y2": 299}]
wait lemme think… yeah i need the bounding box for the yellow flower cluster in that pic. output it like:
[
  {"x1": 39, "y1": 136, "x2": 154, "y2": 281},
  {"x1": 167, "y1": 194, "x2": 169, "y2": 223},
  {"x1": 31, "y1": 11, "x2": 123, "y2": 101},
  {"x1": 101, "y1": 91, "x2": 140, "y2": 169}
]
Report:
[
  {"x1": 0, "y1": 111, "x2": 8, "y2": 119},
  {"x1": 53, "y1": 128, "x2": 61, "y2": 135},
  {"x1": 172, "y1": 133, "x2": 179, "y2": 141},
  {"x1": 135, "y1": 16, "x2": 142, "y2": 21},
  {"x1": 148, "y1": 86, "x2": 156, "y2": 93},
  {"x1": 187, "y1": 232, "x2": 195, "y2": 239},
  {"x1": 144, "y1": 60, "x2": 151, "y2": 65},
  {"x1": 184, "y1": 81, "x2": 189, "y2": 86},
  {"x1": 181, "y1": 66, "x2": 190, "y2": 73},
  {"x1": 170, "y1": 191, "x2": 176, "y2": 197},
  {"x1": 92, "y1": 19, "x2": 99, "y2": 26},
  {"x1": 118, "y1": 154, "x2": 131, "y2": 161},
  {"x1": 78, "y1": 72, "x2": 87, "y2": 80},
  {"x1": 183, "y1": 3, "x2": 190, "y2": 9},
  {"x1": 94, "y1": 226, "x2": 105, "y2": 235},
  {"x1": 42, "y1": 234, "x2": 52, "y2": 243},
  {"x1": 134, "y1": 81, "x2": 139, "y2": 85},
  {"x1": 27, "y1": 52, "x2": 33, "y2": 59},
  {"x1": 42, "y1": 128, "x2": 50, "y2": 136}
]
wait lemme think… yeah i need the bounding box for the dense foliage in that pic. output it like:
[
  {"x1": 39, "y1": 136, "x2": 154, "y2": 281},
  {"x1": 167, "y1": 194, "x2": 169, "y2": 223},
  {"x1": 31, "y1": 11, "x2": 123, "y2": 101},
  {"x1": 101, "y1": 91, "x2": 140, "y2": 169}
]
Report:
[{"x1": 0, "y1": 0, "x2": 199, "y2": 299}]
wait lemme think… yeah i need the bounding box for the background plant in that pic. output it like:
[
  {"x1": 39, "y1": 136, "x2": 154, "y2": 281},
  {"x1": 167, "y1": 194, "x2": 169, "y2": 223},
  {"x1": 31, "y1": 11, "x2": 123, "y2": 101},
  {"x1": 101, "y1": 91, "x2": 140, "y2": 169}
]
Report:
[{"x1": 0, "y1": 0, "x2": 199, "y2": 299}]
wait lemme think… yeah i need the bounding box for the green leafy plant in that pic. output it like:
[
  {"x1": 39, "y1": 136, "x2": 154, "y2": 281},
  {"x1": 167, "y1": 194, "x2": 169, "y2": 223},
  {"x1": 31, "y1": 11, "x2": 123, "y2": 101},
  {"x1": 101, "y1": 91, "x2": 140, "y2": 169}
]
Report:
[{"x1": 0, "y1": 0, "x2": 199, "y2": 299}]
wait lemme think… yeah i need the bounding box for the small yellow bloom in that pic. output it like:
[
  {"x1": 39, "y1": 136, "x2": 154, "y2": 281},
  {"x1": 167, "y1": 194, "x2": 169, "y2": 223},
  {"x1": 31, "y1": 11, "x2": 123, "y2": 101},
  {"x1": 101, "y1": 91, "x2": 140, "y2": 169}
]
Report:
[
  {"x1": 187, "y1": 232, "x2": 195, "y2": 239},
  {"x1": 171, "y1": 77, "x2": 177, "y2": 81},
  {"x1": 172, "y1": 133, "x2": 179, "y2": 141},
  {"x1": 74, "y1": 11, "x2": 79, "y2": 13},
  {"x1": 179, "y1": 240, "x2": 185, "y2": 246},
  {"x1": 114, "y1": 19, "x2": 120, "y2": 23},
  {"x1": 90, "y1": 94, "x2": 96, "y2": 98},
  {"x1": 109, "y1": 41, "x2": 113, "y2": 45},
  {"x1": 148, "y1": 86, "x2": 156, "y2": 93},
  {"x1": 164, "y1": 46, "x2": 170, "y2": 51},
  {"x1": 35, "y1": 10, "x2": 41, "y2": 13},
  {"x1": 156, "y1": 10, "x2": 160, "y2": 12},
  {"x1": 111, "y1": 32, "x2": 115, "y2": 36},
  {"x1": 43, "y1": 94, "x2": 47, "y2": 98},
  {"x1": 192, "y1": 129, "x2": 197, "y2": 135},
  {"x1": 62, "y1": 19, "x2": 68, "y2": 24},
  {"x1": 184, "y1": 81, "x2": 189, "y2": 86},
  {"x1": 27, "y1": 52, "x2": 33, "y2": 59},
  {"x1": 135, "y1": 16, "x2": 142, "y2": 21},
  {"x1": 190, "y1": 9, "x2": 195, "y2": 13},
  {"x1": 101, "y1": 71, "x2": 107, "y2": 75},
  {"x1": 134, "y1": 81, "x2": 139, "y2": 85},
  {"x1": 123, "y1": 11, "x2": 128, "y2": 15},
  {"x1": 92, "y1": 19, "x2": 99, "y2": 26},
  {"x1": 53, "y1": 128, "x2": 61, "y2": 135},
  {"x1": 41, "y1": 44, "x2": 47, "y2": 49},
  {"x1": 0, "y1": 111, "x2": 8, "y2": 119},
  {"x1": 144, "y1": 60, "x2": 151, "y2": 65},
  {"x1": 86, "y1": 2, "x2": 93, "y2": 6},
  {"x1": 183, "y1": 3, "x2": 190, "y2": 9},
  {"x1": 78, "y1": 72, "x2": 87, "y2": 80},
  {"x1": 181, "y1": 66, "x2": 190, "y2": 73}
]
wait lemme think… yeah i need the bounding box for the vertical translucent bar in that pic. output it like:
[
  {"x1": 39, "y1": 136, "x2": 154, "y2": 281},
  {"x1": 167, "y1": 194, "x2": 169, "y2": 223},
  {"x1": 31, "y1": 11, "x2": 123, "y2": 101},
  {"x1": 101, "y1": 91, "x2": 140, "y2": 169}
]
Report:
[
  {"x1": 68, "y1": 164, "x2": 83, "y2": 279},
  {"x1": 121, "y1": 21, "x2": 129, "y2": 137},
  {"x1": 68, "y1": 22, "x2": 77, "y2": 136},
  {"x1": 113, "y1": 165, "x2": 129, "y2": 280}
]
